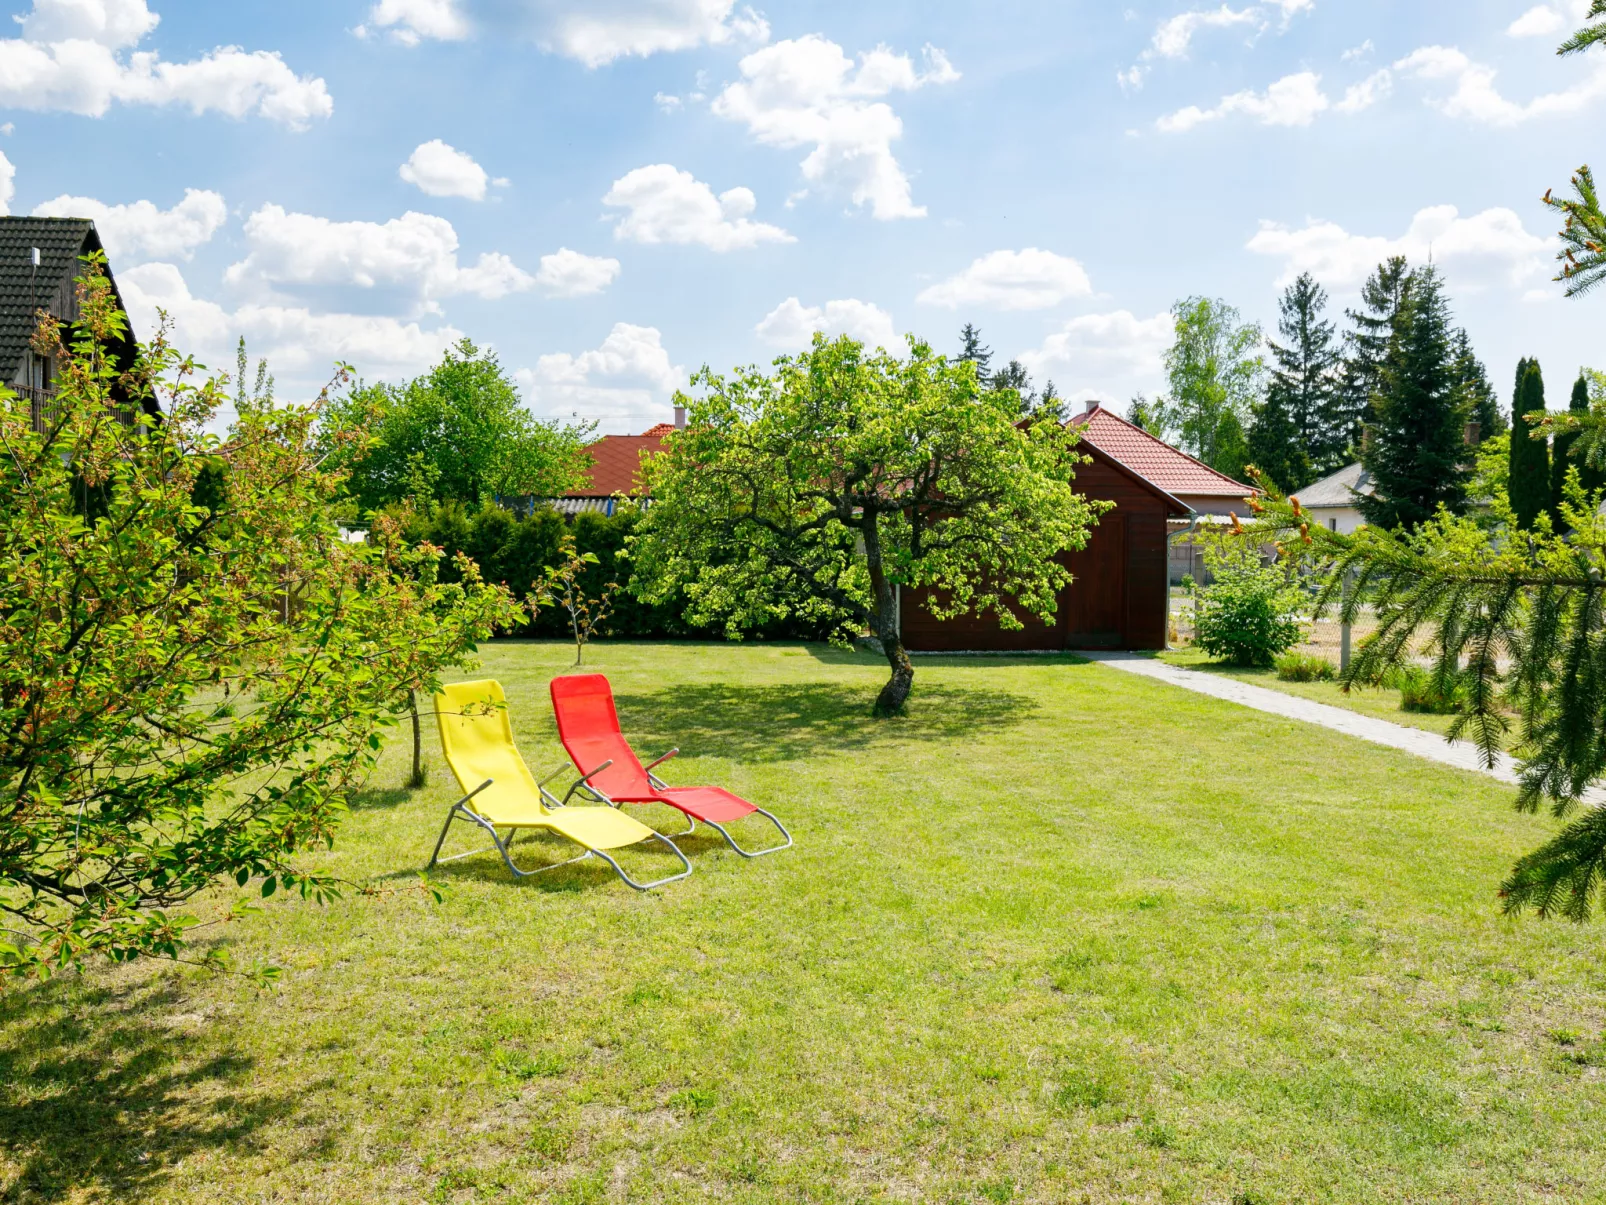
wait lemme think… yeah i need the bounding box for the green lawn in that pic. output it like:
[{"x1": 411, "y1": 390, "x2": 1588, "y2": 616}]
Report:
[
  {"x1": 3, "y1": 641, "x2": 1603, "y2": 1204},
  {"x1": 1158, "y1": 646, "x2": 1485, "y2": 744}
]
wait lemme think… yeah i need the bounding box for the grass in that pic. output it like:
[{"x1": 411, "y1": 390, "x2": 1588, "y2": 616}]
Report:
[
  {"x1": 3, "y1": 640, "x2": 1603, "y2": 1203},
  {"x1": 1156, "y1": 645, "x2": 1500, "y2": 745}
]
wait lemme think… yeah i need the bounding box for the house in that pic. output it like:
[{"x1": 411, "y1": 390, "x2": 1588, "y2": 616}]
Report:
[
  {"x1": 1294, "y1": 463, "x2": 1373, "y2": 534},
  {"x1": 554, "y1": 407, "x2": 683, "y2": 515},
  {"x1": 899, "y1": 404, "x2": 1256, "y2": 653},
  {"x1": 0, "y1": 217, "x2": 145, "y2": 432}
]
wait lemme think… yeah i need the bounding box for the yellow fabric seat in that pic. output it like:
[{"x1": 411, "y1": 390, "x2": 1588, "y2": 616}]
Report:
[{"x1": 428, "y1": 679, "x2": 691, "y2": 889}]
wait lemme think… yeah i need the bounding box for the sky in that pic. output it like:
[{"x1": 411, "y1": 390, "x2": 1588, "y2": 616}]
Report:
[{"x1": 0, "y1": 0, "x2": 1600, "y2": 433}]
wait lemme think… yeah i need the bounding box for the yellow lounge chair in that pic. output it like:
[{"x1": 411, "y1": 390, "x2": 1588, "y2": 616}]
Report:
[{"x1": 428, "y1": 679, "x2": 691, "y2": 890}]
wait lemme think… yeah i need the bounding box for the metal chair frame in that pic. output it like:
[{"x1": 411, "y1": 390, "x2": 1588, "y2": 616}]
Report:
[{"x1": 427, "y1": 761, "x2": 692, "y2": 891}]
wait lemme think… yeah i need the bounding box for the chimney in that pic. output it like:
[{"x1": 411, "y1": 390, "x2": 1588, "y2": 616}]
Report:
[
  {"x1": 1463, "y1": 420, "x2": 1480, "y2": 446},
  {"x1": 673, "y1": 404, "x2": 686, "y2": 430}
]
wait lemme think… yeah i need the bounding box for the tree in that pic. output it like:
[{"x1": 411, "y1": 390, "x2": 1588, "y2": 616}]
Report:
[
  {"x1": 1335, "y1": 257, "x2": 1412, "y2": 459},
  {"x1": 0, "y1": 261, "x2": 520, "y2": 980},
  {"x1": 1156, "y1": 296, "x2": 1264, "y2": 474},
  {"x1": 532, "y1": 534, "x2": 619, "y2": 667},
  {"x1": 1357, "y1": 267, "x2": 1469, "y2": 529},
  {"x1": 1452, "y1": 329, "x2": 1504, "y2": 442},
  {"x1": 630, "y1": 335, "x2": 1106, "y2": 715},
  {"x1": 1127, "y1": 394, "x2": 1160, "y2": 432},
  {"x1": 1266, "y1": 272, "x2": 1342, "y2": 473},
  {"x1": 1246, "y1": 384, "x2": 1311, "y2": 495},
  {"x1": 956, "y1": 323, "x2": 993, "y2": 388},
  {"x1": 325, "y1": 339, "x2": 592, "y2": 513},
  {"x1": 1551, "y1": 373, "x2": 1591, "y2": 525},
  {"x1": 1509, "y1": 358, "x2": 1551, "y2": 531}
]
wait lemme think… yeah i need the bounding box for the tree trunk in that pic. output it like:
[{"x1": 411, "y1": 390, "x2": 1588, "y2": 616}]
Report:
[
  {"x1": 862, "y1": 513, "x2": 913, "y2": 716},
  {"x1": 408, "y1": 690, "x2": 425, "y2": 788}
]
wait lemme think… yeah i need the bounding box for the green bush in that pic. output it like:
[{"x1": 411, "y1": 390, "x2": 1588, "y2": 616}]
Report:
[
  {"x1": 1274, "y1": 651, "x2": 1335, "y2": 682},
  {"x1": 1194, "y1": 542, "x2": 1306, "y2": 667},
  {"x1": 1389, "y1": 664, "x2": 1470, "y2": 714}
]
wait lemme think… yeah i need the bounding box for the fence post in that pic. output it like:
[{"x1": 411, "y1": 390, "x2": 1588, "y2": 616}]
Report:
[{"x1": 1340, "y1": 569, "x2": 1354, "y2": 674}]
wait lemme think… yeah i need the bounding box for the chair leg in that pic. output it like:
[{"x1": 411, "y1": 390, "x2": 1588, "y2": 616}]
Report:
[
  {"x1": 589, "y1": 832, "x2": 693, "y2": 891},
  {"x1": 703, "y1": 808, "x2": 793, "y2": 859}
]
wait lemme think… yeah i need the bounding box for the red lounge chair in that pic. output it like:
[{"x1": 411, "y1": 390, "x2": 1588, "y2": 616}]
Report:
[{"x1": 549, "y1": 673, "x2": 792, "y2": 858}]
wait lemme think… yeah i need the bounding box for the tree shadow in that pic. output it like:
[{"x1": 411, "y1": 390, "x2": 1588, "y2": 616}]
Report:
[
  {"x1": 613, "y1": 681, "x2": 1040, "y2": 764},
  {"x1": 346, "y1": 784, "x2": 416, "y2": 812},
  {"x1": 0, "y1": 972, "x2": 298, "y2": 1202}
]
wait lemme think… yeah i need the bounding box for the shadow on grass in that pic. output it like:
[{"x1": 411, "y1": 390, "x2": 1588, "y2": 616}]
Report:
[
  {"x1": 346, "y1": 784, "x2": 416, "y2": 812},
  {"x1": 422, "y1": 826, "x2": 704, "y2": 894},
  {"x1": 613, "y1": 681, "x2": 1039, "y2": 763},
  {"x1": 0, "y1": 975, "x2": 297, "y2": 1202}
]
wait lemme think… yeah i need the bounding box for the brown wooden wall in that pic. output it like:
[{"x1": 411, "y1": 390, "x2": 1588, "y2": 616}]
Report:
[{"x1": 899, "y1": 458, "x2": 1175, "y2": 652}]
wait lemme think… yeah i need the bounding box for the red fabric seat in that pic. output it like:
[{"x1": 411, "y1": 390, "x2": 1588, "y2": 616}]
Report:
[{"x1": 549, "y1": 674, "x2": 757, "y2": 823}]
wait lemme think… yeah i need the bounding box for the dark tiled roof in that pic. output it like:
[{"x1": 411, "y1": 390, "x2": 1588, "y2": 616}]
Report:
[{"x1": 0, "y1": 217, "x2": 101, "y2": 381}]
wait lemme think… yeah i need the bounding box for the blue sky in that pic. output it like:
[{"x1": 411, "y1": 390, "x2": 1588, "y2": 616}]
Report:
[{"x1": 0, "y1": 0, "x2": 1599, "y2": 432}]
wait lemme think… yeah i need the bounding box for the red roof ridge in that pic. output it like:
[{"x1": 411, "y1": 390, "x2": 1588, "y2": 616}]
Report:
[{"x1": 1072, "y1": 402, "x2": 1257, "y2": 496}]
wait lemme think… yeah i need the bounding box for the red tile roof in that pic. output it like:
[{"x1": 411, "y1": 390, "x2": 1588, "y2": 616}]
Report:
[
  {"x1": 568, "y1": 431, "x2": 669, "y2": 497},
  {"x1": 1072, "y1": 404, "x2": 1255, "y2": 498}
]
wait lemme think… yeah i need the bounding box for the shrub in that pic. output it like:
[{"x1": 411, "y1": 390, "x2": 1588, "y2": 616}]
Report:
[
  {"x1": 1193, "y1": 542, "x2": 1306, "y2": 667},
  {"x1": 1275, "y1": 651, "x2": 1336, "y2": 682},
  {"x1": 1390, "y1": 664, "x2": 1470, "y2": 714},
  {"x1": 1180, "y1": 573, "x2": 1196, "y2": 592}
]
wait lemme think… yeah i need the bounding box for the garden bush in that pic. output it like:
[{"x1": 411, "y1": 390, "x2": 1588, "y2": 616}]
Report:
[
  {"x1": 1274, "y1": 651, "x2": 1336, "y2": 682},
  {"x1": 1389, "y1": 665, "x2": 1471, "y2": 714},
  {"x1": 1194, "y1": 542, "x2": 1306, "y2": 667}
]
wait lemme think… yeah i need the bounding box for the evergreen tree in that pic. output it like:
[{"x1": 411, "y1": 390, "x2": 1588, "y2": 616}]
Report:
[
  {"x1": 1246, "y1": 387, "x2": 1312, "y2": 494},
  {"x1": 1126, "y1": 394, "x2": 1159, "y2": 432},
  {"x1": 1551, "y1": 372, "x2": 1590, "y2": 524},
  {"x1": 956, "y1": 323, "x2": 993, "y2": 388},
  {"x1": 1266, "y1": 272, "x2": 1342, "y2": 472},
  {"x1": 1576, "y1": 373, "x2": 1606, "y2": 498},
  {"x1": 1214, "y1": 410, "x2": 1251, "y2": 484},
  {"x1": 1335, "y1": 257, "x2": 1411, "y2": 461},
  {"x1": 1357, "y1": 267, "x2": 1469, "y2": 529},
  {"x1": 1451, "y1": 329, "x2": 1504, "y2": 442},
  {"x1": 1036, "y1": 379, "x2": 1067, "y2": 423},
  {"x1": 1509, "y1": 358, "x2": 1551, "y2": 530}
]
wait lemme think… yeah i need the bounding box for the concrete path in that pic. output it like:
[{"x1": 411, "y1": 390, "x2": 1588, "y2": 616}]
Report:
[{"x1": 1081, "y1": 651, "x2": 1523, "y2": 786}]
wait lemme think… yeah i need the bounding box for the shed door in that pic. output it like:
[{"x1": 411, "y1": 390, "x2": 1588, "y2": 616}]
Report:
[
  {"x1": 1064, "y1": 510, "x2": 1126, "y2": 648},
  {"x1": 1124, "y1": 512, "x2": 1167, "y2": 650}
]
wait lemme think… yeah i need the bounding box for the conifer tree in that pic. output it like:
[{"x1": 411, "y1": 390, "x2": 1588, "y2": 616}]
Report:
[
  {"x1": 1552, "y1": 373, "x2": 1590, "y2": 524},
  {"x1": 1214, "y1": 410, "x2": 1251, "y2": 484},
  {"x1": 1509, "y1": 358, "x2": 1551, "y2": 530},
  {"x1": 1246, "y1": 387, "x2": 1311, "y2": 494},
  {"x1": 1266, "y1": 272, "x2": 1341, "y2": 472},
  {"x1": 956, "y1": 323, "x2": 993, "y2": 388},
  {"x1": 1356, "y1": 267, "x2": 1468, "y2": 529},
  {"x1": 1335, "y1": 257, "x2": 1411, "y2": 460},
  {"x1": 1451, "y1": 328, "x2": 1504, "y2": 441}
]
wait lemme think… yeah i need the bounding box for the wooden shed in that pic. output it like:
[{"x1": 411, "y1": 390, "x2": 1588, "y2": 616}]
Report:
[{"x1": 900, "y1": 440, "x2": 1193, "y2": 653}]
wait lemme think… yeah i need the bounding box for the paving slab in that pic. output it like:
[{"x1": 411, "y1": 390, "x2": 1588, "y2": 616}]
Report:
[{"x1": 1081, "y1": 651, "x2": 1523, "y2": 785}]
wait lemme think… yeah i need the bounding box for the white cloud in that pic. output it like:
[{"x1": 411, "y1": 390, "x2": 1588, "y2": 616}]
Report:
[
  {"x1": 120, "y1": 261, "x2": 464, "y2": 385},
  {"x1": 1157, "y1": 70, "x2": 1328, "y2": 131},
  {"x1": 916, "y1": 248, "x2": 1093, "y2": 311},
  {"x1": 535, "y1": 247, "x2": 621, "y2": 297},
  {"x1": 224, "y1": 205, "x2": 534, "y2": 305},
  {"x1": 19, "y1": 0, "x2": 158, "y2": 47},
  {"x1": 755, "y1": 297, "x2": 896, "y2": 350},
  {"x1": 1337, "y1": 68, "x2": 1392, "y2": 113},
  {"x1": 1269, "y1": 0, "x2": 1314, "y2": 16},
  {"x1": 1341, "y1": 39, "x2": 1374, "y2": 62},
  {"x1": 1016, "y1": 310, "x2": 1175, "y2": 403},
  {"x1": 518, "y1": 322, "x2": 685, "y2": 433},
  {"x1": 0, "y1": 0, "x2": 332, "y2": 128},
  {"x1": 365, "y1": 0, "x2": 769, "y2": 66},
  {"x1": 1508, "y1": 5, "x2": 1567, "y2": 37},
  {"x1": 1394, "y1": 44, "x2": 1606, "y2": 125},
  {"x1": 366, "y1": 0, "x2": 471, "y2": 45},
  {"x1": 603, "y1": 164, "x2": 792, "y2": 251},
  {"x1": 711, "y1": 35, "x2": 959, "y2": 221},
  {"x1": 31, "y1": 188, "x2": 225, "y2": 260},
  {"x1": 1246, "y1": 204, "x2": 1552, "y2": 290},
  {"x1": 1151, "y1": 5, "x2": 1258, "y2": 60},
  {"x1": 398, "y1": 139, "x2": 490, "y2": 201},
  {"x1": 0, "y1": 151, "x2": 13, "y2": 216}
]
